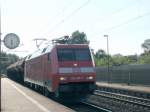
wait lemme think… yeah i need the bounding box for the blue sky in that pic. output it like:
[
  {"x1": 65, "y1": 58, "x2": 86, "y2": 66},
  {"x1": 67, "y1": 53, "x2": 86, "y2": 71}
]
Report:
[{"x1": 1, "y1": 0, "x2": 150, "y2": 57}]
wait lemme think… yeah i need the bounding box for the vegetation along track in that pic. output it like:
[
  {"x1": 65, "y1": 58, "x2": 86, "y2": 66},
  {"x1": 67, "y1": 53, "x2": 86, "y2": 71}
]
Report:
[{"x1": 94, "y1": 90, "x2": 150, "y2": 111}]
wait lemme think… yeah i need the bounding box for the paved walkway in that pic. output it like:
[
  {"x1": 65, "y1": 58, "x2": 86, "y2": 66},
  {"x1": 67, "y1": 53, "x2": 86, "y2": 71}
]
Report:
[{"x1": 1, "y1": 78, "x2": 74, "y2": 112}]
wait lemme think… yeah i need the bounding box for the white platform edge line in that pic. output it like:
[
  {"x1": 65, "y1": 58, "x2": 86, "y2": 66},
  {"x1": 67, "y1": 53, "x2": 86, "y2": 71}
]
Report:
[{"x1": 7, "y1": 80, "x2": 51, "y2": 112}]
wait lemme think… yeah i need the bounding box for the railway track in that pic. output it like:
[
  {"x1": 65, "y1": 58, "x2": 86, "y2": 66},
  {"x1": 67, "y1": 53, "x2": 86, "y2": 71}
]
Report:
[
  {"x1": 94, "y1": 90, "x2": 150, "y2": 110},
  {"x1": 81, "y1": 101, "x2": 112, "y2": 112},
  {"x1": 25, "y1": 82, "x2": 111, "y2": 112},
  {"x1": 64, "y1": 101, "x2": 111, "y2": 112}
]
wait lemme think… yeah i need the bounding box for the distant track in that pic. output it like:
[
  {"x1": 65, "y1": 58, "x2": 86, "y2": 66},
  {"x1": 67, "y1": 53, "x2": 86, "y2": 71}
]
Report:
[{"x1": 94, "y1": 90, "x2": 150, "y2": 109}]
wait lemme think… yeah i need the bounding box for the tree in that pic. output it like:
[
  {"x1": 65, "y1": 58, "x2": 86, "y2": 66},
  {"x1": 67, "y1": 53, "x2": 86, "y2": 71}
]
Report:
[
  {"x1": 138, "y1": 39, "x2": 150, "y2": 64},
  {"x1": 138, "y1": 52, "x2": 150, "y2": 64},
  {"x1": 126, "y1": 55, "x2": 138, "y2": 64},
  {"x1": 142, "y1": 39, "x2": 150, "y2": 53},
  {"x1": 95, "y1": 49, "x2": 106, "y2": 58},
  {"x1": 0, "y1": 52, "x2": 20, "y2": 74},
  {"x1": 70, "y1": 30, "x2": 89, "y2": 44},
  {"x1": 94, "y1": 49, "x2": 113, "y2": 67},
  {"x1": 112, "y1": 54, "x2": 129, "y2": 66}
]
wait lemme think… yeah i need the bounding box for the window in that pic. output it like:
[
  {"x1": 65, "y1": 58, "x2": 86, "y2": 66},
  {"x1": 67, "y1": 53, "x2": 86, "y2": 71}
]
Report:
[
  {"x1": 57, "y1": 49, "x2": 74, "y2": 61},
  {"x1": 57, "y1": 48, "x2": 91, "y2": 61},
  {"x1": 75, "y1": 49, "x2": 91, "y2": 61}
]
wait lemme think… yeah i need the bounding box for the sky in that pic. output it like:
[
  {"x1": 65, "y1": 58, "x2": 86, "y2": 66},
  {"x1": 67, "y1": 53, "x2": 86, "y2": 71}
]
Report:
[{"x1": 1, "y1": 0, "x2": 150, "y2": 57}]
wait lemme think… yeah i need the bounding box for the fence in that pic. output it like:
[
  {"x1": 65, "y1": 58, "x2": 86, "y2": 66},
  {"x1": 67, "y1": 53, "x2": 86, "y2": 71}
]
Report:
[{"x1": 96, "y1": 64, "x2": 150, "y2": 86}]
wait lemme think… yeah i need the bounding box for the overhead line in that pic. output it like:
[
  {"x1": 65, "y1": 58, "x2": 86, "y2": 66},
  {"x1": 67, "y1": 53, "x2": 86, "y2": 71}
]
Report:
[
  {"x1": 92, "y1": 0, "x2": 140, "y2": 27},
  {"x1": 63, "y1": 0, "x2": 91, "y2": 21},
  {"x1": 102, "y1": 0, "x2": 138, "y2": 19},
  {"x1": 37, "y1": 1, "x2": 74, "y2": 38},
  {"x1": 103, "y1": 12, "x2": 150, "y2": 32},
  {"x1": 92, "y1": 12, "x2": 150, "y2": 38},
  {"x1": 43, "y1": 0, "x2": 91, "y2": 37}
]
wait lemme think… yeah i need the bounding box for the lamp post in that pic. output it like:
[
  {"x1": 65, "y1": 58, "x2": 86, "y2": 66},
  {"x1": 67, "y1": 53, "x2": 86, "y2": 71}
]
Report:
[
  {"x1": 0, "y1": 33, "x2": 2, "y2": 111},
  {"x1": 104, "y1": 35, "x2": 110, "y2": 83}
]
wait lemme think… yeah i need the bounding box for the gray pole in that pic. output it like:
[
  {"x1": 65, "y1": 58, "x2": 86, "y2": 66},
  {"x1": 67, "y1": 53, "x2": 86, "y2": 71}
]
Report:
[
  {"x1": 0, "y1": 33, "x2": 1, "y2": 111},
  {"x1": 104, "y1": 35, "x2": 110, "y2": 83},
  {"x1": 0, "y1": 8, "x2": 1, "y2": 110}
]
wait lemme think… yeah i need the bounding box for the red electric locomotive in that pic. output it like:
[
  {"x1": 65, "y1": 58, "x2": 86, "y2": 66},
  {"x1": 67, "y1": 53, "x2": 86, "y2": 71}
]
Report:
[{"x1": 24, "y1": 44, "x2": 96, "y2": 97}]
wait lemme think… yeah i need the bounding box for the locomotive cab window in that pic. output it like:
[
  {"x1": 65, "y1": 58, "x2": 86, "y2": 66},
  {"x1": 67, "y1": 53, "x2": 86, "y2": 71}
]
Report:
[
  {"x1": 75, "y1": 49, "x2": 91, "y2": 61},
  {"x1": 57, "y1": 48, "x2": 91, "y2": 61},
  {"x1": 57, "y1": 49, "x2": 74, "y2": 61}
]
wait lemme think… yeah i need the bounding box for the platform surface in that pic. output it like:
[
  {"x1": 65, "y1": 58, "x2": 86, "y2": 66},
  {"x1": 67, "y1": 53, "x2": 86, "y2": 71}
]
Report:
[{"x1": 1, "y1": 78, "x2": 74, "y2": 112}]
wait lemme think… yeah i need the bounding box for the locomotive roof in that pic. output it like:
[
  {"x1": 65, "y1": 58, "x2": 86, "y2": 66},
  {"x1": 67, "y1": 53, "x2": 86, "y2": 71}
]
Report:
[{"x1": 26, "y1": 44, "x2": 89, "y2": 61}]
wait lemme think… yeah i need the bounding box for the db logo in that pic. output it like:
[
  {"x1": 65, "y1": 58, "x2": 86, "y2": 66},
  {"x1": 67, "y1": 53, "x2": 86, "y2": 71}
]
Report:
[{"x1": 73, "y1": 68, "x2": 80, "y2": 73}]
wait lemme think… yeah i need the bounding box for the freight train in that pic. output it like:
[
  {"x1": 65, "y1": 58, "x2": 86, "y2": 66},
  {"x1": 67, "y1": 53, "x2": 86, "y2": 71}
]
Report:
[
  {"x1": 7, "y1": 59, "x2": 25, "y2": 84},
  {"x1": 7, "y1": 44, "x2": 96, "y2": 98}
]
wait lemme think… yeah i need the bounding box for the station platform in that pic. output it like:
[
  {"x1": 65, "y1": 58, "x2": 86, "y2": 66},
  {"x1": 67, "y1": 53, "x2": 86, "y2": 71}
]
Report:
[
  {"x1": 96, "y1": 82, "x2": 150, "y2": 94},
  {"x1": 1, "y1": 78, "x2": 74, "y2": 112}
]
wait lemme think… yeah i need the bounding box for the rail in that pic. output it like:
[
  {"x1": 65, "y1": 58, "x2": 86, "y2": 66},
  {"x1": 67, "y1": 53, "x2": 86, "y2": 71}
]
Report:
[
  {"x1": 94, "y1": 90, "x2": 150, "y2": 109},
  {"x1": 81, "y1": 101, "x2": 112, "y2": 112}
]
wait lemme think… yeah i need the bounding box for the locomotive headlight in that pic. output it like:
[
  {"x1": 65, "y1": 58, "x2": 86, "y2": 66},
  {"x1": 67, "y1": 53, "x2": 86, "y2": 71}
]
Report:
[
  {"x1": 60, "y1": 77, "x2": 66, "y2": 81},
  {"x1": 87, "y1": 76, "x2": 94, "y2": 80}
]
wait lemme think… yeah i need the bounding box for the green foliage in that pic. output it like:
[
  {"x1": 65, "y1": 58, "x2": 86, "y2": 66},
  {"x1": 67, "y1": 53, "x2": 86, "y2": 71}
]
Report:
[
  {"x1": 95, "y1": 49, "x2": 106, "y2": 58},
  {"x1": 70, "y1": 30, "x2": 89, "y2": 44},
  {"x1": 137, "y1": 39, "x2": 150, "y2": 64},
  {"x1": 94, "y1": 49, "x2": 113, "y2": 67},
  {"x1": 94, "y1": 50, "x2": 150, "y2": 67},
  {"x1": 0, "y1": 52, "x2": 19, "y2": 73},
  {"x1": 94, "y1": 38, "x2": 150, "y2": 66},
  {"x1": 138, "y1": 52, "x2": 150, "y2": 64},
  {"x1": 112, "y1": 55, "x2": 128, "y2": 66},
  {"x1": 142, "y1": 39, "x2": 150, "y2": 52},
  {"x1": 94, "y1": 49, "x2": 139, "y2": 67},
  {"x1": 95, "y1": 56, "x2": 113, "y2": 67},
  {"x1": 126, "y1": 55, "x2": 138, "y2": 64}
]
